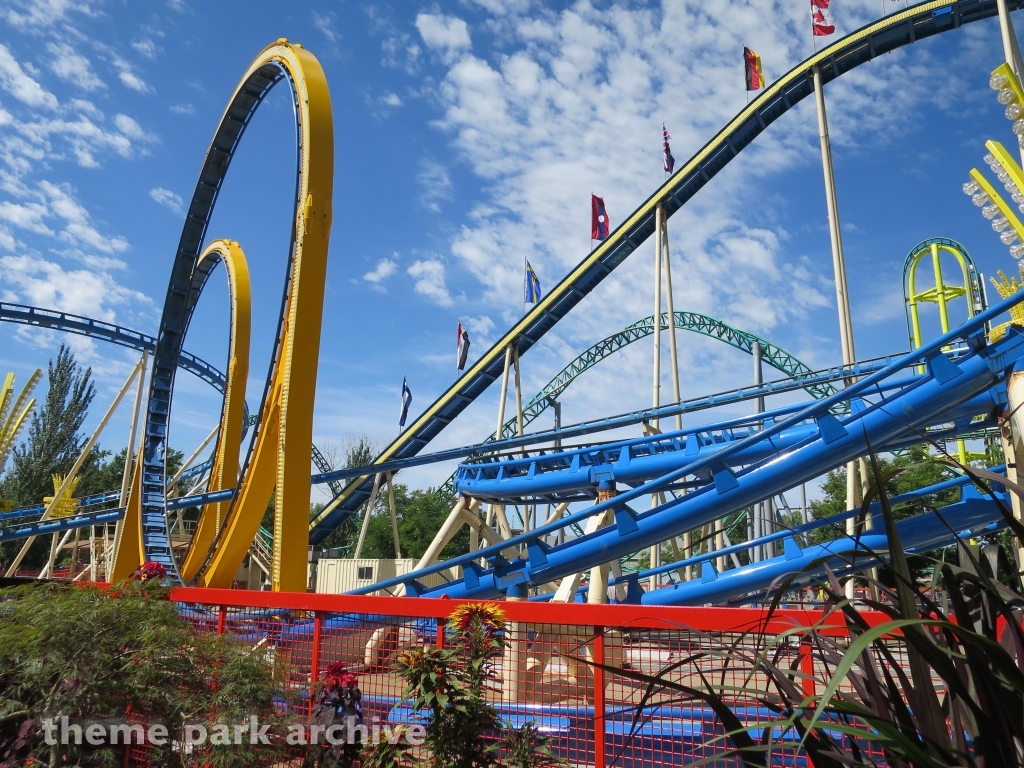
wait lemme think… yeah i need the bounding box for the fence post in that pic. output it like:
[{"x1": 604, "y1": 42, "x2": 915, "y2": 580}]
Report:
[
  {"x1": 310, "y1": 611, "x2": 323, "y2": 718},
  {"x1": 800, "y1": 637, "x2": 815, "y2": 700},
  {"x1": 436, "y1": 617, "x2": 447, "y2": 649},
  {"x1": 593, "y1": 627, "x2": 606, "y2": 768},
  {"x1": 216, "y1": 604, "x2": 226, "y2": 635}
]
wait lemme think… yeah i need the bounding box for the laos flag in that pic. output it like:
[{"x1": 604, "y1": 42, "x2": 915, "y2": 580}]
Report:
[{"x1": 592, "y1": 195, "x2": 609, "y2": 240}]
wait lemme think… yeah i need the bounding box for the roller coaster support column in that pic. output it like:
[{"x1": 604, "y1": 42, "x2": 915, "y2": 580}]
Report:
[
  {"x1": 813, "y1": 64, "x2": 860, "y2": 596},
  {"x1": 652, "y1": 205, "x2": 663, "y2": 430},
  {"x1": 108, "y1": 350, "x2": 148, "y2": 581},
  {"x1": 751, "y1": 342, "x2": 764, "y2": 563},
  {"x1": 387, "y1": 472, "x2": 401, "y2": 558},
  {"x1": 1005, "y1": 368, "x2": 1024, "y2": 585},
  {"x1": 491, "y1": 346, "x2": 515, "y2": 543},
  {"x1": 659, "y1": 204, "x2": 683, "y2": 432},
  {"x1": 353, "y1": 473, "x2": 383, "y2": 559},
  {"x1": 589, "y1": 481, "x2": 617, "y2": 603},
  {"x1": 6, "y1": 354, "x2": 144, "y2": 578}
]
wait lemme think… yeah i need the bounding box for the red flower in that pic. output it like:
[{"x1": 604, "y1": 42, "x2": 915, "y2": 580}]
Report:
[
  {"x1": 323, "y1": 661, "x2": 357, "y2": 689},
  {"x1": 135, "y1": 561, "x2": 167, "y2": 582}
]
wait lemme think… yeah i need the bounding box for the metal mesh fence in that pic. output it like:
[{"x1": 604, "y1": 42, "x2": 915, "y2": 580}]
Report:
[{"x1": 0, "y1": 582, "x2": 933, "y2": 767}]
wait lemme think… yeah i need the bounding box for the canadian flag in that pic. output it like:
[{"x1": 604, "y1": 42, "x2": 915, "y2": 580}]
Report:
[{"x1": 811, "y1": 0, "x2": 835, "y2": 36}]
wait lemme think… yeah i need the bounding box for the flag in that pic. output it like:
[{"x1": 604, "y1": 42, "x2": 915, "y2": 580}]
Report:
[
  {"x1": 457, "y1": 322, "x2": 470, "y2": 370},
  {"x1": 399, "y1": 377, "x2": 412, "y2": 428},
  {"x1": 591, "y1": 194, "x2": 609, "y2": 240},
  {"x1": 662, "y1": 124, "x2": 675, "y2": 174},
  {"x1": 743, "y1": 47, "x2": 765, "y2": 91},
  {"x1": 811, "y1": 0, "x2": 835, "y2": 36},
  {"x1": 525, "y1": 261, "x2": 542, "y2": 304}
]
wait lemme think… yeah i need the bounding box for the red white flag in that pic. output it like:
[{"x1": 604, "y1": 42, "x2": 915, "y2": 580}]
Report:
[{"x1": 811, "y1": 0, "x2": 835, "y2": 36}]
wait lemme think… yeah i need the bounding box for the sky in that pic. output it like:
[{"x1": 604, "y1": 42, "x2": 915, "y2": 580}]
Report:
[{"x1": 0, "y1": 0, "x2": 1018, "y2": 508}]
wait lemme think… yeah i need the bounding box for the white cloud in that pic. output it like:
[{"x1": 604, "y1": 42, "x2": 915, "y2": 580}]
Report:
[
  {"x1": 420, "y1": 0, "x2": 940, "y2": 352},
  {"x1": 313, "y1": 11, "x2": 339, "y2": 43},
  {"x1": 46, "y1": 43, "x2": 105, "y2": 91},
  {"x1": 0, "y1": 224, "x2": 15, "y2": 251},
  {"x1": 415, "y1": 13, "x2": 472, "y2": 63},
  {"x1": 0, "y1": 44, "x2": 59, "y2": 109},
  {"x1": 112, "y1": 56, "x2": 150, "y2": 93},
  {"x1": 113, "y1": 113, "x2": 150, "y2": 141},
  {"x1": 0, "y1": 200, "x2": 51, "y2": 234},
  {"x1": 380, "y1": 92, "x2": 403, "y2": 107},
  {"x1": 39, "y1": 180, "x2": 129, "y2": 253},
  {"x1": 132, "y1": 39, "x2": 158, "y2": 60},
  {"x1": 150, "y1": 187, "x2": 183, "y2": 214},
  {"x1": 407, "y1": 259, "x2": 453, "y2": 306},
  {"x1": 170, "y1": 103, "x2": 195, "y2": 115},
  {"x1": 3, "y1": 0, "x2": 94, "y2": 29},
  {"x1": 363, "y1": 257, "x2": 397, "y2": 289},
  {"x1": 417, "y1": 159, "x2": 453, "y2": 213},
  {"x1": 0, "y1": 253, "x2": 147, "y2": 323}
]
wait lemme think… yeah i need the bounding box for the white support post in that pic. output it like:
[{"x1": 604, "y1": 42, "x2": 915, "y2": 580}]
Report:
[
  {"x1": 652, "y1": 204, "x2": 663, "y2": 429},
  {"x1": 387, "y1": 471, "x2": 401, "y2": 558},
  {"x1": 660, "y1": 208, "x2": 683, "y2": 431},
  {"x1": 108, "y1": 351, "x2": 148, "y2": 577},
  {"x1": 164, "y1": 424, "x2": 219, "y2": 499},
  {"x1": 513, "y1": 347, "x2": 525, "y2": 438},
  {"x1": 495, "y1": 345, "x2": 513, "y2": 442},
  {"x1": 814, "y1": 64, "x2": 859, "y2": 599},
  {"x1": 7, "y1": 356, "x2": 145, "y2": 578},
  {"x1": 715, "y1": 518, "x2": 725, "y2": 573},
  {"x1": 1005, "y1": 370, "x2": 1024, "y2": 586},
  {"x1": 353, "y1": 472, "x2": 383, "y2": 559},
  {"x1": 752, "y1": 341, "x2": 764, "y2": 563},
  {"x1": 650, "y1": 205, "x2": 665, "y2": 584}
]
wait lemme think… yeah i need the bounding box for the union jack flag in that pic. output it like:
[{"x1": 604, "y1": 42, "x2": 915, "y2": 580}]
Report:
[{"x1": 662, "y1": 124, "x2": 675, "y2": 174}]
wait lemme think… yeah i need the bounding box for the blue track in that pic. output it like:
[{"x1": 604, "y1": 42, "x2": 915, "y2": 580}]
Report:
[{"x1": 349, "y1": 294, "x2": 1024, "y2": 604}]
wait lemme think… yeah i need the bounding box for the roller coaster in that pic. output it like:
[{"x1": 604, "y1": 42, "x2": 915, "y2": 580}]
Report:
[{"x1": 4, "y1": 0, "x2": 1024, "y2": 617}]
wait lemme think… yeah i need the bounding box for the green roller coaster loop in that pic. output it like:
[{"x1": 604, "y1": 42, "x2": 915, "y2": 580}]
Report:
[{"x1": 435, "y1": 310, "x2": 835, "y2": 502}]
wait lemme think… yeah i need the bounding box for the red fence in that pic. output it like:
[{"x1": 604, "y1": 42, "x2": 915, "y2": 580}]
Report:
[{"x1": 163, "y1": 587, "x2": 894, "y2": 767}]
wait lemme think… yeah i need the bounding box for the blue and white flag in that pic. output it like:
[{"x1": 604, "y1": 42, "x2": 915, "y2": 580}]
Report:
[
  {"x1": 399, "y1": 377, "x2": 412, "y2": 428},
  {"x1": 525, "y1": 261, "x2": 542, "y2": 304}
]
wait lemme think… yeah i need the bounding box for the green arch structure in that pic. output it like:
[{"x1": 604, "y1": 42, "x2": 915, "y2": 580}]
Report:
[{"x1": 437, "y1": 310, "x2": 834, "y2": 500}]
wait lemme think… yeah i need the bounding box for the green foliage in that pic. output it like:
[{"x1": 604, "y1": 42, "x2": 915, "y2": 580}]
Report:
[
  {"x1": 365, "y1": 485, "x2": 470, "y2": 560},
  {"x1": 364, "y1": 604, "x2": 564, "y2": 768},
  {"x1": 809, "y1": 445, "x2": 960, "y2": 536},
  {"x1": 0, "y1": 580, "x2": 288, "y2": 767},
  {"x1": 0, "y1": 345, "x2": 98, "y2": 507},
  {"x1": 322, "y1": 483, "x2": 470, "y2": 561}
]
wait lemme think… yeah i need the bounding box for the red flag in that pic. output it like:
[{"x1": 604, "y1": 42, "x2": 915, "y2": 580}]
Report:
[
  {"x1": 811, "y1": 0, "x2": 835, "y2": 36},
  {"x1": 592, "y1": 195, "x2": 609, "y2": 240}
]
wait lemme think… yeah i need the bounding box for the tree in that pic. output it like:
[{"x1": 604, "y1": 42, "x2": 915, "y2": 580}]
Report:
[
  {"x1": 359, "y1": 484, "x2": 469, "y2": 561},
  {"x1": 0, "y1": 345, "x2": 99, "y2": 507},
  {"x1": 808, "y1": 445, "x2": 962, "y2": 584},
  {"x1": 318, "y1": 434, "x2": 389, "y2": 555}
]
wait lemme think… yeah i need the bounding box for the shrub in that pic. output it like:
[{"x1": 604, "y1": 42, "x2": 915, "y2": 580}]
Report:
[{"x1": 0, "y1": 579, "x2": 288, "y2": 767}]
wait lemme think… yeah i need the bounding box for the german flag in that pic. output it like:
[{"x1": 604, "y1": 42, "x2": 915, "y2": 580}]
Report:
[{"x1": 744, "y1": 47, "x2": 764, "y2": 91}]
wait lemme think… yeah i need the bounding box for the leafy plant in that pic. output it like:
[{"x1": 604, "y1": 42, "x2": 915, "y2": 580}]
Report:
[
  {"x1": 302, "y1": 661, "x2": 364, "y2": 768},
  {"x1": 364, "y1": 603, "x2": 565, "y2": 768},
  {"x1": 569, "y1": 447, "x2": 1024, "y2": 767},
  {"x1": 0, "y1": 578, "x2": 289, "y2": 767}
]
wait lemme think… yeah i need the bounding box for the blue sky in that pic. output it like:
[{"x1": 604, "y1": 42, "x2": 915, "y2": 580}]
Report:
[{"x1": 0, "y1": 0, "x2": 1017, "y2": 504}]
